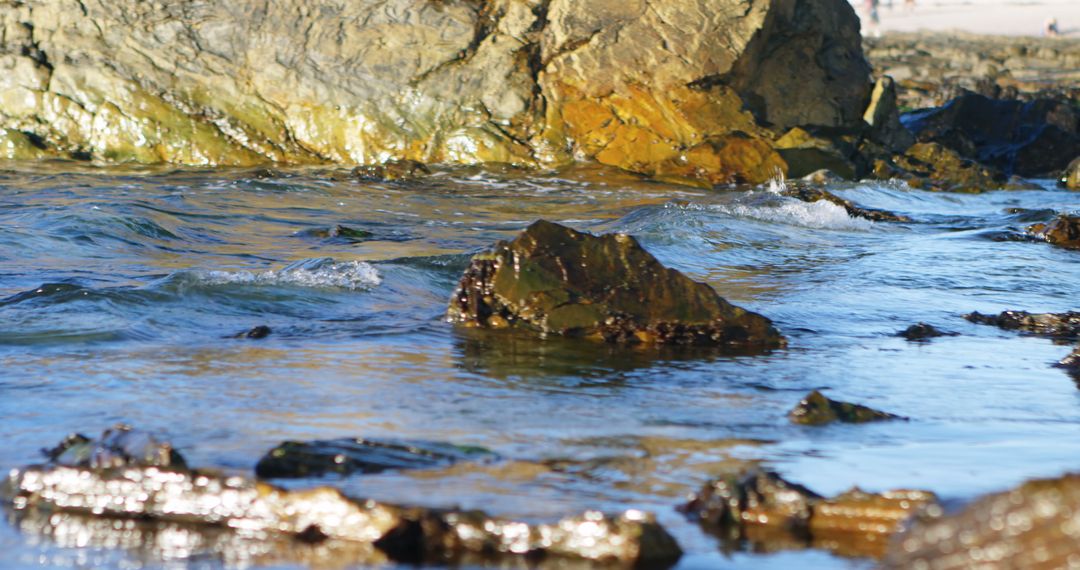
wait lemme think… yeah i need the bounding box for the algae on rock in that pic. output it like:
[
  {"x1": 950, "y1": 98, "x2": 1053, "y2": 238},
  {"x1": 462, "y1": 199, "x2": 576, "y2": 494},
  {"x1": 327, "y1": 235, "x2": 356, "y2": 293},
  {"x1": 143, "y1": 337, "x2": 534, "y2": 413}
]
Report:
[
  {"x1": 446, "y1": 220, "x2": 785, "y2": 348},
  {"x1": 0, "y1": 0, "x2": 871, "y2": 185}
]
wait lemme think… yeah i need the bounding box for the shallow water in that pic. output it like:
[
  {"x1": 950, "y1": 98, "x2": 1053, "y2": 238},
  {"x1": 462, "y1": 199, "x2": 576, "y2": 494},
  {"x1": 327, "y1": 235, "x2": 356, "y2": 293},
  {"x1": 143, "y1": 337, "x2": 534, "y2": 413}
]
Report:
[{"x1": 0, "y1": 162, "x2": 1078, "y2": 569}]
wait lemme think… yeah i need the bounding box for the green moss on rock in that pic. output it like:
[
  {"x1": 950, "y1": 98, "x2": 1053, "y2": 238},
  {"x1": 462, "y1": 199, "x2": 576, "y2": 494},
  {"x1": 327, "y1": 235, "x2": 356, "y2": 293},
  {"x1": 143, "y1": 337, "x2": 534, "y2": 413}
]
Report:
[{"x1": 447, "y1": 220, "x2": 785, "y2": 348}]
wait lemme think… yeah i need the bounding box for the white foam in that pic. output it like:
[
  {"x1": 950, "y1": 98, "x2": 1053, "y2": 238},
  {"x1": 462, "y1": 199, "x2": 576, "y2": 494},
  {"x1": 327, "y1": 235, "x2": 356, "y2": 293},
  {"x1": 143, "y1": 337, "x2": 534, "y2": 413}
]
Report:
[
  {"x1": 195, "y1": 259, "x2": 382, "y2": 290},
  {"x1": 711, "y1": 195, "x2": 874, "y2": 231}
]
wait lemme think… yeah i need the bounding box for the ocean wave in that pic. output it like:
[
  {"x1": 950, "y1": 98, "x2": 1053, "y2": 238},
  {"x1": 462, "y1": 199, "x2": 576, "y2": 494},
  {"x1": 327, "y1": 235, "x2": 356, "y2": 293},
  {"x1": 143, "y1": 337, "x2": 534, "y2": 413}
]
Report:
[
  {"x1": 710, "y1": 198, "x2": 874, "y2": 231},
  {"x1": 181, "y1": 258, "x2": 382, "y2": 291}
]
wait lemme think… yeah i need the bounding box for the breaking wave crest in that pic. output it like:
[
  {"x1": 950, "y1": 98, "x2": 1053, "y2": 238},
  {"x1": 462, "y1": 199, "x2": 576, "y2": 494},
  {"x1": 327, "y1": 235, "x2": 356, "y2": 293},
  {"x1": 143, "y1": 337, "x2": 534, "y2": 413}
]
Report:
[
  {"x1": 181, "y1": 258, "x2": 382, "y2": 291},
  {"x1": 711, "y1": 198, "x2": 874, "y2": 231}
]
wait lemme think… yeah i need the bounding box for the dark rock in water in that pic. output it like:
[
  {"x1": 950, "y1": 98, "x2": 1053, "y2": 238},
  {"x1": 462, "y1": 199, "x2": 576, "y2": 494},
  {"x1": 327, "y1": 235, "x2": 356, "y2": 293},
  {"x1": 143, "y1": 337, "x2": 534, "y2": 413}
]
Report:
[
  {"x1": 890, "y1": 142, "x2": 1007, "y2": 193},
  {"x1": 1027, "y1": 214, "x2": 1080, "y2": 249},
  {"x1": 250, "y1": 168, "x2": 288, "y2": 180},
  {"x1": 1055, "y1": 346, "x2": 1080, "y2": 380},
  {"x1": 295, "y1": 225, "x2": 374, "y2": 243},
  {"x1": 3, "y1": 431, "x2": 682, "y2": 567},
  {"x1": 352, "y1": 160, "x2": 431, "y2": 182},
  {"x1": 446, "y1": 220, "x2": 785, "y2": 349},
  {"x1": 681, "y1": 469, "x2": 821, "y2": 532},
  {"x1": 897, "y1": 322, "x2": 957, "y2": 341},
  {"x1": 255, "y1": 438, "x2": 497, "y2": 479},
  {"x1": 1062, "y1": 156, "x2": 1080, "y2": 190},
  {"x1": 40, "y1": 424, "x2": 186, "y2": 470},
  {"x1": 783, "y1": 185, "x2": 911, "y2": 222},
  {"x1": 884, "y1": 473, "x2": 1080, "y2": 569},
  {"x1": 966, "y1": 310, "x2": 1080, "y2": 340},
  {"x1": 788, "y1": 391, "x2": 904, "y2": 425},
  {"x1": 232, "y1": 325, "x2": 271, "y2": 339},
  {"x1": 901, "y1": 92, "x2": 1080, "y2": 177},
  {"x1": 683, "y1": 468, "x2": 937, "y2": 559}
]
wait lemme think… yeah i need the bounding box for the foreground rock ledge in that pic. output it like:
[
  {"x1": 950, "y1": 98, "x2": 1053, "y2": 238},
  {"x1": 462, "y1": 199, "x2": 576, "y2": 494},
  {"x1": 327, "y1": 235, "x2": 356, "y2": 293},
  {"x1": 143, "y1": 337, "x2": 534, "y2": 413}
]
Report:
[
  {"x1": 2, "y1": 428, "x2": 683, "y2": 567},
  {"x1": 885, "y1": 473, "x2": 1080, "y2": 569},
  {"x1": 446, "y1": 220, "x2": 785, "y2": 348}
]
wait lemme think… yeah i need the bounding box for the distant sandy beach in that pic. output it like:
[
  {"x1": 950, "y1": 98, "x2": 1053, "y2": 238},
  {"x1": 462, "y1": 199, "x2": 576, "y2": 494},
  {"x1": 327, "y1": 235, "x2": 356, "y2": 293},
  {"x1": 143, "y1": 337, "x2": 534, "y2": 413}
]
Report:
[{"x1": 854, "y1": 0, "x2": 1080, "y2": 36}]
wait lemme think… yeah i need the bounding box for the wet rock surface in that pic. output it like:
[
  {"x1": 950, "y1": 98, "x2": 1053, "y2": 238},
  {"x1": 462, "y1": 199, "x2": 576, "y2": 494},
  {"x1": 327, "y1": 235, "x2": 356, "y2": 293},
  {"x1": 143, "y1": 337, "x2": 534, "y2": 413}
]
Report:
[
  {"x1": 683, "y1": 469, "x2": 937, "y2": 559},
  {"x1": 782, "y1": 185, "x2": 911, "y2": 222},
  {"x1": 2, "y1": 429, "x2": 683, "y2": 567},
  {"x1": 296, "y1": 225, "x2": 375, "y2": 244},
  {"x1": 41, "y1": 424, "x2": 186, "y2": 470},
  {"x1": 966, "y1": 310, "x2": 1080, "y2": 340},
  {"x1": 0, "y1": 0, "x2": 869, "y2": 185},
  {"x1": 897, "y1": 322, "x2": 957, "y2": 341},
  {"x1": 255, "y1": 438, "x2": 498, "y2": 479},
  {"x1": 788, "y1": 390, "x2": 904, "y2": 426},
  {"x1": 1027, "y1": 214, "x2": 1080, "y2": 249},
  {"x1": 446, "y1": 220, "x2": 785, "y2": 348},
  {"x1": 1055, "y1": 346, "x2": 1080, "y2": 383},
  {"x1": 884, "y1": 473, "x2": 1080, "y2": 569}
]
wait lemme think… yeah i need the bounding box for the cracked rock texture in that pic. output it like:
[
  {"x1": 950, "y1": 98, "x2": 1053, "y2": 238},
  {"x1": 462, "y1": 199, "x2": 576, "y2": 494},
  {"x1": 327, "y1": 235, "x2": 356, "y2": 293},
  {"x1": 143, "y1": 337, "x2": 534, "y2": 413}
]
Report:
[{"x1": 0, "y1": 0, "x2": 869, "y2": 184}]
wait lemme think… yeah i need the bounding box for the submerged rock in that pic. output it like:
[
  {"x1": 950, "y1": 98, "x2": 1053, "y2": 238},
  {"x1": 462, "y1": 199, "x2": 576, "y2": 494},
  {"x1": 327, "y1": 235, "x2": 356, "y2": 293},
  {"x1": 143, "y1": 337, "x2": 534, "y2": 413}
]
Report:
[
  {"x1": 255, "y1": 438, "x2": 497, "y2": 478},
  {"x1": 885, "y1": 473, "x2": 1080, "y2": 569},
  {"x1": 1027, "y1": 214, "x2": 1080, "y2": 249},
  {"x1": 446, "y1": 220, "x2": 785, "y2": 348},
  {"x1": 683, "y1": 468, "x2": 937, "y2": 559},
  {"x1": 965, "y1": 310, "x2": 1080, "y2": 340},
  {"x1": 295, "y1": 225, "x2": 374, "y2": 243},
  {"x1": 3, "y1": 430, "x2": 682, "y2": 567},
  {"x1": 788, "y1": 391, "x2": 904, "y2": 426},
  {"x1": 352, "y1": 160, "x2": 431, "y2": 182},
  {"x1": 897, "y1": 322, "x2": 957, "y2": 341},
  {"x1": 232, "y1": 325, "x2": 271, "y2": 339}
]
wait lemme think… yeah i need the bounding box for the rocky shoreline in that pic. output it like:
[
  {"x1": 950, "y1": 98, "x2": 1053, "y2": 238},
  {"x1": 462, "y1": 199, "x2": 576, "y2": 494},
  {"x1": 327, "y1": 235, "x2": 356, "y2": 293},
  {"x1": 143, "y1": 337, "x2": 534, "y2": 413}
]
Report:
[
  {"x1": 2, "y1": 1, "x2": 1080, "y2": 569},
  {"x1": 3, "y1": 1, "x2": 1076, "y2": 192}
]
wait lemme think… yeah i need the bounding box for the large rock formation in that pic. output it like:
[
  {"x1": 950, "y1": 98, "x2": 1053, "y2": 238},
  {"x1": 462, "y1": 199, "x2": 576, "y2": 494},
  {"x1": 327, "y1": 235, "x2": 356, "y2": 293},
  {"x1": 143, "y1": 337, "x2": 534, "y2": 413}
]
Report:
[{"x1": 0, "y1": 0, "x2": 870, "y2": 184}]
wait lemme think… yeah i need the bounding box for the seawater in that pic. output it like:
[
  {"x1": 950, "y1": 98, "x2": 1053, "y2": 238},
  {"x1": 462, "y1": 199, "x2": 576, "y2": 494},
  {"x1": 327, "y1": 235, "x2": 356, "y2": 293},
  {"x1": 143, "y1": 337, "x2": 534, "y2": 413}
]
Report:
[{"x1": 1, "y1": 162, "x2": 1078, "y2": 569}]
